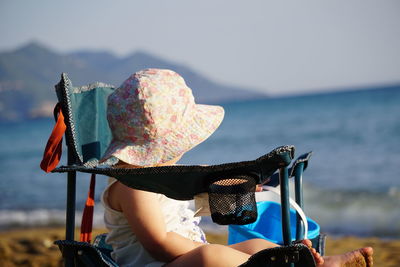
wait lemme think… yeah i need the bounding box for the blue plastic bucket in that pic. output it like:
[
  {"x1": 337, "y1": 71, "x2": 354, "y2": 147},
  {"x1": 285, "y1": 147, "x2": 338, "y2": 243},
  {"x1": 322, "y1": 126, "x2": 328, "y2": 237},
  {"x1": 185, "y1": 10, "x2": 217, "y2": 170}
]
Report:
[{"x1": 228, "y1": 201, "x2": 320, "y2": 245}]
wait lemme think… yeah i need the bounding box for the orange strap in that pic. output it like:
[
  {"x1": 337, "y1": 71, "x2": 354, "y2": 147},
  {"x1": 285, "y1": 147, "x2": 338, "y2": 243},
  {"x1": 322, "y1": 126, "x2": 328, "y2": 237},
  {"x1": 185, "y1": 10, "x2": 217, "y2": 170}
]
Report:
[
  {"x1": 80, "y1": 173, "x2": 96, "y2": 243},
  {"x1": 40, "y1": 103, "x2": 66, "y2": 173},
  {"x1": 41, "y1": 103, "x2": 96, "y2": 243}
]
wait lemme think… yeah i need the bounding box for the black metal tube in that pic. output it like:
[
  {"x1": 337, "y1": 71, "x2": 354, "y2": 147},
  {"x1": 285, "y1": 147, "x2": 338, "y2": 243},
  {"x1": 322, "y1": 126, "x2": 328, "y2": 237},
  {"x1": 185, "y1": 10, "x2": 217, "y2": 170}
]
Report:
[
  {"x1": 65, "y1": 149, "x2": 76, "y2": 267},
  {"x1": 294, "y1": 162, "x2": 305, "y2": 241},
  {"x1": 279, "y1": 166, "x2": 292, "y2": 246},
  {"x1": 65, "y1": 171, "x2": 76, "y2": 240}
]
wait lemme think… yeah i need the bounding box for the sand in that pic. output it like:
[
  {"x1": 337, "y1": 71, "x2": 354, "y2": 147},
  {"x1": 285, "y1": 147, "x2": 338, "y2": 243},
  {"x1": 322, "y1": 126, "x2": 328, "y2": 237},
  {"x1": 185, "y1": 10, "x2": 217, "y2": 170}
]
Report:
[{"x1": 1, "y1": 227, "x2": 399, "y2": 267}]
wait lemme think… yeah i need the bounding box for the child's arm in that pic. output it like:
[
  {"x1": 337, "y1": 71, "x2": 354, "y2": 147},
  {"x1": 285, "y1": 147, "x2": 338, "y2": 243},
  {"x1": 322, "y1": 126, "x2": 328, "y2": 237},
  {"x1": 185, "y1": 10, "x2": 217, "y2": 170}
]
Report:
[{"x1": 110, "y1": 182, "x2": 205, "y2": 262}]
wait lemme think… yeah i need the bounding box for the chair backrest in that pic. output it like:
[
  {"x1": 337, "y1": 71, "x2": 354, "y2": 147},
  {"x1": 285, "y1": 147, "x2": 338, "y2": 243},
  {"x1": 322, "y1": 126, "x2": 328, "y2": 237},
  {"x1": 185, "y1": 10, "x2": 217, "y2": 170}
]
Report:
[{"x1": 55, "y1": 73, "x2": 115, "y2": 166}]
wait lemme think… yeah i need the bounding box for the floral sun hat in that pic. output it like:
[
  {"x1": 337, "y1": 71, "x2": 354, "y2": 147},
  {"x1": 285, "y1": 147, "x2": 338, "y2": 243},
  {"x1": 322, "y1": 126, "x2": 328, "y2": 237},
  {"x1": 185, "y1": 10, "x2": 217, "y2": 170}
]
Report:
[{"x1": 101, "y1": 68, "x2": 225, "y2": 166}]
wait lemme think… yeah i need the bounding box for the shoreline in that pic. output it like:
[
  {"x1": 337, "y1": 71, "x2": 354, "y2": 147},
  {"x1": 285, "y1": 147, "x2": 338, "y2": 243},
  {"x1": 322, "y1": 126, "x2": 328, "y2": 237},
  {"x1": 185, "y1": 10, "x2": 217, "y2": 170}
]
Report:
[{"x1": 1, "y1": 227, "x2": 400, "y2": 267}]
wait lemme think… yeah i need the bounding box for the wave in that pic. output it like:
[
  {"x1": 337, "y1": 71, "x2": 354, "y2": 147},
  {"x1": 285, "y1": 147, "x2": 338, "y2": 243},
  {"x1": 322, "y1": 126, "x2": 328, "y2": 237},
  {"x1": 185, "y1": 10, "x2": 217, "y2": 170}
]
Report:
[
  {"x1": 302, "y1": 184, "x2": 400, "y2": 238},
  {"x1": 0, "y1": 206, "x2": 106, "y2": 230}
]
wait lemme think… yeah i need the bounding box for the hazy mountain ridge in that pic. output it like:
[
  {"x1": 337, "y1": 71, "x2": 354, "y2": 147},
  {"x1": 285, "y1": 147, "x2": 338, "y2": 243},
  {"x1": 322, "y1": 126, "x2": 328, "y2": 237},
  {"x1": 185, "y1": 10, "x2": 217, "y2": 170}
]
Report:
[{"x1": 0, "y1": 42, "x2": 266, "y2": 121}]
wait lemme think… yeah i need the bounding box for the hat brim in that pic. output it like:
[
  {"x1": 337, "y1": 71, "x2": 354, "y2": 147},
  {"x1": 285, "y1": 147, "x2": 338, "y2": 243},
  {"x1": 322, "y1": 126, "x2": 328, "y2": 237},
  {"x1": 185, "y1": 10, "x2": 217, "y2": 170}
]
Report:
[{"x1": 101, "y1": 104, "x2": 224, "y2": 166}]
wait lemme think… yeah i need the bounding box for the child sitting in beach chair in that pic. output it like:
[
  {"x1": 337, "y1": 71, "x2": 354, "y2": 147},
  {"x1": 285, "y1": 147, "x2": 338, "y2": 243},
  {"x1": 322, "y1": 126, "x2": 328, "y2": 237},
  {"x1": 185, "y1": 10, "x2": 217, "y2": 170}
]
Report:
[{"x1": 100, "y1": 69, "x2": 373, "y2": 267}]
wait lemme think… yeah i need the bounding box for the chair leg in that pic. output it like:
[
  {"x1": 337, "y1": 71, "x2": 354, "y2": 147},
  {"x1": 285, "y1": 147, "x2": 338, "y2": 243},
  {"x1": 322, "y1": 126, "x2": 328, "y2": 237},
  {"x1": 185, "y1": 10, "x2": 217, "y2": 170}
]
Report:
[
  {"x1": 65, "y1": 170, "x2": 76, "y2": 267},
  {"x1": 279, "y1": 166, "x2": 292, "y2": 246},
  {"x1": 294, "y1": 162, "x2": 305, "y2": 241}
]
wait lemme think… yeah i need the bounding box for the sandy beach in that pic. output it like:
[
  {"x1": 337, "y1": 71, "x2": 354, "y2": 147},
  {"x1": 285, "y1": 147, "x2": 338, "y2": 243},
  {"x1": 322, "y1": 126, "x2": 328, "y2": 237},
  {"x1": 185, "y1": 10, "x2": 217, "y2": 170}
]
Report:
[{"x1": 0, "y1": 227, "x2": 399, "y2": 267}]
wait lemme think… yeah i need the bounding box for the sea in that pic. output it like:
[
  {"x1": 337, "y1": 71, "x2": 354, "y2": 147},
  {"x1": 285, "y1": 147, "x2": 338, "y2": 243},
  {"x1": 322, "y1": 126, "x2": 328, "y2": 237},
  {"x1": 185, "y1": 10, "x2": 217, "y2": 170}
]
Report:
[{"x1": 1, "y1": 86, "x2": 399, "y2": 238}]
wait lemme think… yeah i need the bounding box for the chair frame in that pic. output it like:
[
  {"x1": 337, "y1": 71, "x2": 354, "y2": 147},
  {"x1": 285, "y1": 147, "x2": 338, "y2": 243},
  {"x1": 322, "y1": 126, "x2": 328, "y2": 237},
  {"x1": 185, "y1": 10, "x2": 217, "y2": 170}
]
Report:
[{"x1": 46, "y1": 73, "x2": 322, "y2": 267}]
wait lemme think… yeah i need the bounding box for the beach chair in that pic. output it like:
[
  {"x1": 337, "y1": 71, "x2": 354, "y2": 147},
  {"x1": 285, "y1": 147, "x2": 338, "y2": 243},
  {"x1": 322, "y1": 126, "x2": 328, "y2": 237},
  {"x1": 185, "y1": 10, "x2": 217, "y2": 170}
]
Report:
[{"x1": 41, "y1": 73, "x2": 325, "y2": 267}]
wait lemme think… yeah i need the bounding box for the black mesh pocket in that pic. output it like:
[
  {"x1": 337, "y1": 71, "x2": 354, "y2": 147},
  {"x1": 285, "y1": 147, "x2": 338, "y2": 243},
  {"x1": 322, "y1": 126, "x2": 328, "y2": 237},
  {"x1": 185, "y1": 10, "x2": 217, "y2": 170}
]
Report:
[{"x1": 208, "y1": 175, "x2": 257, "y2": 225}]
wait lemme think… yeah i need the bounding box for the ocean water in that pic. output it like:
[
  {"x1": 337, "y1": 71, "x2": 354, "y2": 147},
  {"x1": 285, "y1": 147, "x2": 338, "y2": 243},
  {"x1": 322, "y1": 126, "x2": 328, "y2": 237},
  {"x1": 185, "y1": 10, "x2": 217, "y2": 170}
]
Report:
[{"x1": 1, "y1": 86, "x2": 399, "y2": 238}]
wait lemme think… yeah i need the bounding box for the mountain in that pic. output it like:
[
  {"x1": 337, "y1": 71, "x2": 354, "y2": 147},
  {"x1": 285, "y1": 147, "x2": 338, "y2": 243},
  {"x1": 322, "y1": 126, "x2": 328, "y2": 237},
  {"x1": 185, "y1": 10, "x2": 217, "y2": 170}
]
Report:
[{"x1": 0, "y1": 42, "x2": 267, "y2": 121}]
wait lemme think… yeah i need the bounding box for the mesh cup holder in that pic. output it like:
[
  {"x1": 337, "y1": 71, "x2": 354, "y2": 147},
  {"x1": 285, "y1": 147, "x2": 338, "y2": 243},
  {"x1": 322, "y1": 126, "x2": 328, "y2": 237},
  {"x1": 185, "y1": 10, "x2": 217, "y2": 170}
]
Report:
[{"x1": 208, "y1": 175, "x2": 257, "y2": 225}]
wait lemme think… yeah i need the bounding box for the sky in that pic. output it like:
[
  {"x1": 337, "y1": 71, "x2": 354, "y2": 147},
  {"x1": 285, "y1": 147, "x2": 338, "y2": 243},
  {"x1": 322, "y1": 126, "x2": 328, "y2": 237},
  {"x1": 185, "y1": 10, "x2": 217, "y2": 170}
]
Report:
[{"x1": 1, "y1": 0, "x2": 400, "y2": 95}]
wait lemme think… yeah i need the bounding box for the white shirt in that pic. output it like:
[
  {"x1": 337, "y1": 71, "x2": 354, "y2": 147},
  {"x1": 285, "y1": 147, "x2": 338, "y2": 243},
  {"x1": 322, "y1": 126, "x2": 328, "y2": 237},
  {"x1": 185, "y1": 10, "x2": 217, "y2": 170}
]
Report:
[{"x1": 101, "y1": 178, "x2": 207, "y2": 267}]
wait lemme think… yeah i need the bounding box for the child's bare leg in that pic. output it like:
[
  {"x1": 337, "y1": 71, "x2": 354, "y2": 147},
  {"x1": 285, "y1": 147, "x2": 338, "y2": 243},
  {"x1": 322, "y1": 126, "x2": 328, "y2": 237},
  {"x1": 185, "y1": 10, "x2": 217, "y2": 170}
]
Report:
[
  {"x1": 165, "y1": 244, "x2": 250, "y2": 267},
  {"x1": 165, "y1": 240, "x2": 374, "y2": 267},
  {"x1": 228, "y1": 238, "x2": 278, "y2": 254},
  {"x1": 320, "y1": 247, "x2": 373, "y2": 267}
]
